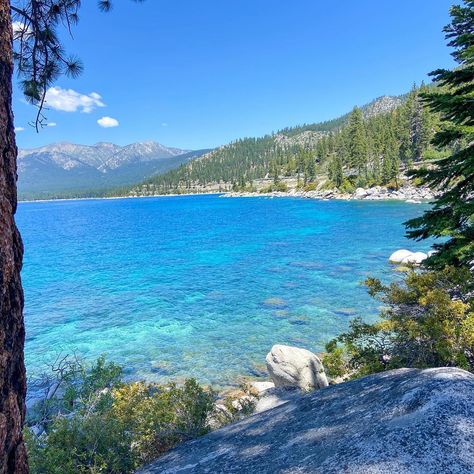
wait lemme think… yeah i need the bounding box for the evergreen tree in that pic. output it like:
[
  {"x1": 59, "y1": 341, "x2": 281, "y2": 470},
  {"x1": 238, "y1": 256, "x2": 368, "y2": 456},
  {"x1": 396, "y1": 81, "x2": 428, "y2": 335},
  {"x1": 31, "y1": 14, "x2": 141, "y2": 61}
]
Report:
[
  {"x1": 331, "y1": 155, "x2": 344, "y2": 187},
  {"x1": 397, "y1": 93, "x2": 414, "y2": 163},
  {"x1": 305, "y1": 151, "x2": 316, "y2": 183},
  {"x1": 348, "y1": 107, "x2": 369, "y2": 180},
  {"x1": 411, "y1": 84, "x2": 434, "y2": 160},
  {"x1": 406, "y1": 0, "x2": 474, "y2": 269}
]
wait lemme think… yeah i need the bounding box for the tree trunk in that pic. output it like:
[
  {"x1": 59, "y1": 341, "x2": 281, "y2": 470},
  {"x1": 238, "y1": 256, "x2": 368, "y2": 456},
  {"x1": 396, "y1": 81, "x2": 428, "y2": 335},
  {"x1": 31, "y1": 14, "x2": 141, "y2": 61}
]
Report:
[{"x1": 0, "y1": 1, "x2": 28, "y2": 473}]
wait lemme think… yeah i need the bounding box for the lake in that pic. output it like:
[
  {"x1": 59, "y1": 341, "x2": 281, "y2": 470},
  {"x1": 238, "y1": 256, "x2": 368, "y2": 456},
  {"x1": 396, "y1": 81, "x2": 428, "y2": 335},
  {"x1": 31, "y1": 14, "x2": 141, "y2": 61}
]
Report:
[{"x1": 17, "y1": 195, "x2": 430, "y2": 388}]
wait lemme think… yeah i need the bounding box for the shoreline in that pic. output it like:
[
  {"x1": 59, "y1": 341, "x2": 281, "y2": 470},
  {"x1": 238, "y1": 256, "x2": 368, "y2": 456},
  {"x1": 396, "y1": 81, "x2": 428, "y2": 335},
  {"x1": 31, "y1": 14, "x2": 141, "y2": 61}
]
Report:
[
  {"x1": 18, "y1": 192, "x2": 222, "y2": 204},
  {"x1": 221, "y1": 184, "x2": 435, "y2": 203},
  {"x1": 19, "y1": 185, "x2": 434, "y2": 204}
]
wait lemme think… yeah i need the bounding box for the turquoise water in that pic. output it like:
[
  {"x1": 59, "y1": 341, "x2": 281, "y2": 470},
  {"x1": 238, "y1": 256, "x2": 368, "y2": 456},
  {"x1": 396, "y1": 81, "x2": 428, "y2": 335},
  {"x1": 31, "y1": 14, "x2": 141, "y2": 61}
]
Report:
[{"x1": 17, "y1": 195, "x2": 429, "y2": 388}]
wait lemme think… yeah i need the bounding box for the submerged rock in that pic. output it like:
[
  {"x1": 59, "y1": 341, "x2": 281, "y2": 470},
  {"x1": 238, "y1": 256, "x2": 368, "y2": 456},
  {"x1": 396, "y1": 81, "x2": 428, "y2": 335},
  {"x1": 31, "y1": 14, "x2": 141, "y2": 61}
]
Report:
[
  {"x1": 262, "y1": 297, "x2": 288, "y2": 308},
  {"x1": 265, "y1": 344, "x2": 328, "y2": 391},
  {"x1": 139, "y1": 367, "x2": 474, "y2": 474}
]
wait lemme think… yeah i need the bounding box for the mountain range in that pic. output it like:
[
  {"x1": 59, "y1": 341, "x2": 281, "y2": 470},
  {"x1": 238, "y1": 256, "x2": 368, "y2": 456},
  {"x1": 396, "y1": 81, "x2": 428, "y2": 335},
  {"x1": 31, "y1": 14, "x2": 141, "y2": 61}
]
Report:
[
  {"x1": 17, "y1": 141, "x2": 209, "y2": 199},
  {"x1": 17, "y1": 95, "x2": 404, "y2": 200}
]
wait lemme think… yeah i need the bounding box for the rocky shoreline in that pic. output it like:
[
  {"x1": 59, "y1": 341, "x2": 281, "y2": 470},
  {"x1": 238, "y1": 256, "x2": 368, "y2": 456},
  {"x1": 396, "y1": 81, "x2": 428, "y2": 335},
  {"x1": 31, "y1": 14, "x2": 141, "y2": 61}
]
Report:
[{"x1": 221, "y1": 184, "x2": 436, "y2": 203}]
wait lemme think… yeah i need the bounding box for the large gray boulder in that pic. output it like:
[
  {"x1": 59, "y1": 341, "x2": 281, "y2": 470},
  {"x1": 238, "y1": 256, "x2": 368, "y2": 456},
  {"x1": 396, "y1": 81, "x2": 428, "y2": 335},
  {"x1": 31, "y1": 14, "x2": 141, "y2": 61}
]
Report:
[
  {"x1": 266, "y1": 344, "x2": 329, "y2": 391},
  {"x1": 138, "y1": 367, "x2": 474, "y2": 474}
]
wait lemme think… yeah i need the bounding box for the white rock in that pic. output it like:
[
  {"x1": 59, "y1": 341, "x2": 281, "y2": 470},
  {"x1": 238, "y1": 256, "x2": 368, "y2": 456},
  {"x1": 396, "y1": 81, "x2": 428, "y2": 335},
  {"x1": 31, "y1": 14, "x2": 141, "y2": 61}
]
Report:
[
  {"x1": 250, "y1": 381, "x2": 275, "y2": 395},
  {"x1": 403, "y1": 252, "x2": 428, "y2": 265},
  {"x1": 266, "y1": 344, "x2": 328, "y2": 391},
  {"x1": 354, "y1": 188, "x2": 367, "y2": 199},
  {"x1": 389, "y1": 249, "x2": 413, "y2": 264},
  {"x1": 428, "y1": 250, "x2": 437, "y2": 258}
]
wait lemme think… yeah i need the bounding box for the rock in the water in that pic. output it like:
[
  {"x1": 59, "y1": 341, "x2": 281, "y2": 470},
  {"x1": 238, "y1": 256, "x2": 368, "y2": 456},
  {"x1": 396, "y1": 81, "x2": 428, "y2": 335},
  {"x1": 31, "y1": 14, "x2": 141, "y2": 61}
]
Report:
[
  {"x1": 138, "y1": 367, "x2": 474, "y2": 474},
  {"x1": 265, "y1": 344, "x2": 328, "y2": 391},
  {"x1": 390, "y1": 249, "x2": 428, "y2": 265},
  {"x1": 389, "y1": 249, "x2": 413, "y2": 263},
  {"x1": 402, "y1": 251, "x2": 428, "y2": 265}
]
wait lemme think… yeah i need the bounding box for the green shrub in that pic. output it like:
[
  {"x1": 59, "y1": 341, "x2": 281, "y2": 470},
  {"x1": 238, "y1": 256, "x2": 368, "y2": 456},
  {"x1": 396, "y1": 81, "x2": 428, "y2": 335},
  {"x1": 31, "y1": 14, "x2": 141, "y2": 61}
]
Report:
[
  {"x1": 320, "y1": 180, "x2": 335, "y2": 191},
  {"x1": 325, "y1": 267, "x2": 474, "y2": 379},
  {"x1": 339, "y1": 178, "x2": 355, "y2": 194},
  {"x1": 411, "y1": 176, "x2": 425, "y2": 187},
  {"x1": 322, "y1": 341, "x2": 349, "y2": 379},
  {"x1": 26, "y1": 358, "x2": 216, "y2": 474},
  {"x1": 259, "y1": 182, "x2": 288, "y2": 193},
  {"x1": 303, "y1": 183, "x2": 317, "y2": 192},
  {"x1": 386, "y1": 178, "x2": 400, "y2": 190},
  {"x1": 422, "y1": 147, "x2": 450, "y2": 161}
]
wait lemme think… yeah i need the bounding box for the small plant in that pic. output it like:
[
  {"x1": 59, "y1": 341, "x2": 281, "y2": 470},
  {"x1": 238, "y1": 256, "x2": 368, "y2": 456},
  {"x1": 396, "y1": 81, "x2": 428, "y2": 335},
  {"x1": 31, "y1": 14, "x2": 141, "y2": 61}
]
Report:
[{"x1": 26, "y1": 357, "x2": 216, "y2": 474}]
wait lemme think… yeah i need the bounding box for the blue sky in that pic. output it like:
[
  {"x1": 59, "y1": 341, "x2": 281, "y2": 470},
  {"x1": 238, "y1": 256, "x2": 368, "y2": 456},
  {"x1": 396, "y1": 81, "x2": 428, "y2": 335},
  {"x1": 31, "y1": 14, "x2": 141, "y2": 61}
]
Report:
[{"x1": 13, "y1": 0, "x2": 458, "y2": 150}]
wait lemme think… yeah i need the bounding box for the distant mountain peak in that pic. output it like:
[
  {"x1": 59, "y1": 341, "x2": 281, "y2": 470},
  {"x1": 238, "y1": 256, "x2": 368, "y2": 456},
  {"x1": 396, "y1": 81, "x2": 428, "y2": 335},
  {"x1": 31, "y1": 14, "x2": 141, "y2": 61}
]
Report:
[
  {"x1": 362, "y1": 95, "x2": 402, "y2": 118},
  {"x1": 17, "y1": 140, "x2": 206, "y2": 199}
]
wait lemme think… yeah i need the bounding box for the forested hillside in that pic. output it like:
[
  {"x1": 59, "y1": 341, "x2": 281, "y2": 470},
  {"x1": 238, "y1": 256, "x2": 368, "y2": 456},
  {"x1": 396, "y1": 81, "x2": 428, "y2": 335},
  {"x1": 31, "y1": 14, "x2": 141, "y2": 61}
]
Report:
[{"x1": 128, "y1": 87, "x2": 445, "y2": 197}]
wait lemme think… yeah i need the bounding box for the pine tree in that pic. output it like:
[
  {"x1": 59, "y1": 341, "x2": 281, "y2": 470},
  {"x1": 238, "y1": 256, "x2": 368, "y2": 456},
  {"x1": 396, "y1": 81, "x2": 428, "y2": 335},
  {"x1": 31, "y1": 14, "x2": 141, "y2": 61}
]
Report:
[
  {"x1": 334, "y1": 155, "x2": 344, "y2": 187},
  {"x1": 305, "y1": 150, "x2": 316, "y2": 183},
  {"x1": 406, "y1": 0, "x2": 474, "y2": 268},
  {"x1": 348, "y1": 107, "x2": 369, "y2": 181},
  {"x1": 397, "y1": 93, "x2": 414, "y2": 163},
  {"x1": 411, "y1": 84, "x2": 434, "y2": 160}
]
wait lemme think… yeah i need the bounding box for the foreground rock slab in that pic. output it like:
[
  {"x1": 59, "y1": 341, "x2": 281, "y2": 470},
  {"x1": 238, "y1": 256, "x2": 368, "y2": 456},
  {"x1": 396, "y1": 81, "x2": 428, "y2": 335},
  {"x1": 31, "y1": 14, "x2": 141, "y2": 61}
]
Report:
[{"x1": 138, "y1": 367, "x2": 474, "y2": 474}]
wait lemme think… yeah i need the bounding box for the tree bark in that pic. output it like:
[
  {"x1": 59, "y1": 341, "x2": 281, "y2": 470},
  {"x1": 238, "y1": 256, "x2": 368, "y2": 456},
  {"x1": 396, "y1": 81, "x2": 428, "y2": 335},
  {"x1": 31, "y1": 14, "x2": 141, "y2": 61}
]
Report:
[{"x1": 0, "y1": 1, "x2": 28, "y2": 472}]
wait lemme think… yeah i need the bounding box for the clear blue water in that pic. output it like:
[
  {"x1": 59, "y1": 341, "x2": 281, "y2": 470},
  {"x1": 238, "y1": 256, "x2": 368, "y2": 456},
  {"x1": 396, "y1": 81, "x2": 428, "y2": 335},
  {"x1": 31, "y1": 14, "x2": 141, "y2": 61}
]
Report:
[{"x1": 17, "y1": 195, "x2": 429, "y2": 389}]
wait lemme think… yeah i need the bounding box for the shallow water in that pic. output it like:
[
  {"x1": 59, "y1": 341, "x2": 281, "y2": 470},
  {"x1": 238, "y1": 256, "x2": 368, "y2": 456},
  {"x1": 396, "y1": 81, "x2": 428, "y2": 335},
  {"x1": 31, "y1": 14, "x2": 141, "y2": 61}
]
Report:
[{"x1": 17, "y1": 195, "x2": 429, "y2": 388}]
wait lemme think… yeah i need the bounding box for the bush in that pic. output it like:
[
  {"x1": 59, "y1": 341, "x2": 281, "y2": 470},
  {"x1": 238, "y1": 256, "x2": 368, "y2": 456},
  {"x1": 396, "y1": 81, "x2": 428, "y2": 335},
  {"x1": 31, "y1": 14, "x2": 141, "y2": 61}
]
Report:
[
  {"x1": 303, "y1": 183, "x2": 318, "y2": 192},
  {"x1": 339, "y1": 178, "x2": 355, "y2": 194},
  {"x1": 325, "y1": 267, "x2": 474, "y2": 379},
  {"x1": 386, "y1": 178, "x2": 400, "y2": 190},
  {"x1": 411, "y1": 176, "x2": 425, "y2": 187},
  {"x1": 26, "y1": 358, "x2": 216, "y2": 474},
  {"x1": 422, "y1": 147, "x2": 451, "y2": 162},
  {"x1": 259, "y1": 182, "x2": 288, "y2": 193},
  {"x1": 322, "y1": 341, "x2": 350, "y2": 379}
]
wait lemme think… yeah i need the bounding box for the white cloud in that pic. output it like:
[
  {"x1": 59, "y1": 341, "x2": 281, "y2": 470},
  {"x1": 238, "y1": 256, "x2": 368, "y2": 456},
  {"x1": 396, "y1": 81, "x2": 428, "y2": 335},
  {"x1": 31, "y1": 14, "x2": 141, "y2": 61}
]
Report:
[
  {"x1": 161, "y1": 122, "x2": 168, "y2": 127},
  {"x1": 97, "y1": 116, "x2": 119, "y2": 128},
  {"x1": 14, "y1": 126, "x2": 25, "y2": 132},
  {"x1": 47, "y1": 122, "x2": 57, "y2": 127},
  {"x1": 45, "y1": 87, "x2": 105, "y2": 113}
]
